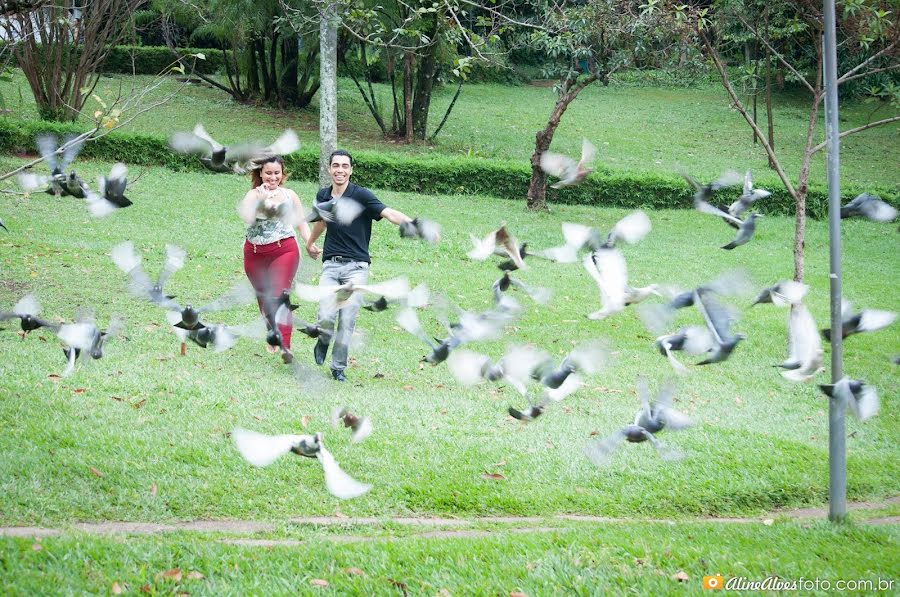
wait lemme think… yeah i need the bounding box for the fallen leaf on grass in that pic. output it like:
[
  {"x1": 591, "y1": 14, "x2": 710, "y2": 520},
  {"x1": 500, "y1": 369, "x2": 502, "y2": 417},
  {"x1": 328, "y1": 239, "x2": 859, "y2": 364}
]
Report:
[
  {"x1": 187, "y1": 571, "x2": 204, "y2": 580},
  {"x1": 301, "y1": 415, "x2": 312, "y2": 428},
  {"x1": 132, "y1": 399, "x2": 147, "y2": 409},
  {"x1": 157, "y1": 568, "x2": 183, "y2": 582},
  {"x1": 89, "y1": 467, "x2": 103, "y2": 478},
  {"x1": 150, "y1": 483, "x2": 157, "y2": 497},
  {"x1": 47, "y1": 374, "x2": 61, "y2": 382},
  {"x1": 344, "y1": 567, "x2": 366, "y2": 576},
  {"x1": 388, "y1": 578, "x2": 408, "y2": 594},
  {"x1": 73, "y1": 388, "x2": 86, "y2": 394},
  {"x1": 111, "y1": 581, "x2": 124, "y2": 594},
  {"x1": 180, "y1": 342, "x2": 186, "y2": 356},
  {"x1": 31, "y1": 542, "x2": 42, "y2": 551},
  {"x1": 111, "y1": 396, "x2": 124, "y2": 402},
  {"x1": 481, "y1": 472, "x2": 506, "y2": 480},
  {"x1": 403, "y1": 385, "x2": 413, "y2": 391},
  {"x1": 373, "y1": 372, "x2": 385, "y2": 378},
  {"x1": 562, "y1": 406, "x2": 571, "y2": 413},
  {"x1": 491, "y1": 460, "x2": 506, "y2": 468},
  {"x1": 510, "y1": 592, "x2": 529, "y2": 597},
  {"x1": 140, "y1": 584, "x2": 151, "y2": 593},
  {"x1": 436, "y1": 590, "x2": 452, "y2": 597},
  {"x1": 589, "y1": 430, "x2": 599, "y2": 436},
  {"x1": 38, "y1": 335, "x2": 47, "y2": 342},
  {"x1": 672, "y1": 571, "x2": 689, "y2": 582},
  {"x1": 310, "y1": 578, "x2": 329, "y2": 587}
]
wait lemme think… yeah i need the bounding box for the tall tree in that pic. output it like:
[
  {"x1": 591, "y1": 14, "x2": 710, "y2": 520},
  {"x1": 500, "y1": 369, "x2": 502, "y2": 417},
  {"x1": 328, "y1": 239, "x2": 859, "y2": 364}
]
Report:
[
  {"x1": 1, "y1": 0, "x2": 145, "y2": 121},
  {"x1": 524, "y1": 0, "x2": 682, "y2": 210},
  {"x1": 689, "y1": 0, "x2": 899, "y2": 281}
]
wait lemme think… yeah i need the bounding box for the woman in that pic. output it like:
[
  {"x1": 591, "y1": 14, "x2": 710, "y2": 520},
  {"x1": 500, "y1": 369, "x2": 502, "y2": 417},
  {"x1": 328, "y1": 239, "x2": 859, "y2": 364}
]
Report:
[{"x1": 238, "y1": 156, "x2": 319, "y2": 363}]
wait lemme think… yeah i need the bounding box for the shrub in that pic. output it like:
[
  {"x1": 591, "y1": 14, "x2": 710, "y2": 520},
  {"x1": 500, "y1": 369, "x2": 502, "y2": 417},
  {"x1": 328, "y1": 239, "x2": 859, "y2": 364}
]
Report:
[
  {"x1": 101, "y1": 46, "x2": 229, "y2": 75},
  {"x1": 0, "y1": 117, "x2": 894, "y2": 219}
]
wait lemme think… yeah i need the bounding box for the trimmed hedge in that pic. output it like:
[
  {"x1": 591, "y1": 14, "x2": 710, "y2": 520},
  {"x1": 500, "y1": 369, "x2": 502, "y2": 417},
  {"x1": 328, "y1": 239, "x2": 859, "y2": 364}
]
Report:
[
  {"x1": 102, "y1": 46, "x2": 230, "y2": 76},
  {"x1": 0, "y1": 117, "x2": 895, "y2": 219}
]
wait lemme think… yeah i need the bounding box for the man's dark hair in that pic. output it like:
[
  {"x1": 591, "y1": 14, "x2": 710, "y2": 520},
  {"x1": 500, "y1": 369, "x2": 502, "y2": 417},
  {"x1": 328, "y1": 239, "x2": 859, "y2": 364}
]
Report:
[{"x1": 330, "y1": 149, "x2": 353, "y2": 166}]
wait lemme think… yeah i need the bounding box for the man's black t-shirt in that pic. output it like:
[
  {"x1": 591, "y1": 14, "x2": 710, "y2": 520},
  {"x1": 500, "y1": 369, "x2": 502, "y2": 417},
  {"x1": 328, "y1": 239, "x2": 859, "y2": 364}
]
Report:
[{"x1": 316, "y1": 182, "x2": 386, "y2": 263}]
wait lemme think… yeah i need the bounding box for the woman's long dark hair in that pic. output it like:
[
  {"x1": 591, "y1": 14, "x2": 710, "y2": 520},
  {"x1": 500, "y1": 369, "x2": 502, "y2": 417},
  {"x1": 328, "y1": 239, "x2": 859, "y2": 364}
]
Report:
[{"x1": 250, "y1": 156, "x2": 288, "y2": 189}]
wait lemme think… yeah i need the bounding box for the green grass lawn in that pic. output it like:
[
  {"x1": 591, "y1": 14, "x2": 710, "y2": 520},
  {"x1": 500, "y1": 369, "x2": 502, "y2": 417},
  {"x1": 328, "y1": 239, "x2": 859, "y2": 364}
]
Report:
[
  {"x1": 0, "y1": 71, "x2": 898, "y2": 192},
  {"x1": 2, "y1": 521, "x2": 898, "y2": 595},
  {"x1": 0, "y1": 157, "x2": 897, "y2": 531}
]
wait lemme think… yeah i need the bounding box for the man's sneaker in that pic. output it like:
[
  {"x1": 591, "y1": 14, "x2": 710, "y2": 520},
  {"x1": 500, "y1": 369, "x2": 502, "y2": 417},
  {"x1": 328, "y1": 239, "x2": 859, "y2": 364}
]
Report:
[
  {"x1": 314, "y1": 340, "x2": 328, "y2": 366},
  {"x1": 331, "y1": 369, "x2": 347, "y2": 382},
  {"x1": 281, "y1": 348, "x2": 294, "y2": 364}
]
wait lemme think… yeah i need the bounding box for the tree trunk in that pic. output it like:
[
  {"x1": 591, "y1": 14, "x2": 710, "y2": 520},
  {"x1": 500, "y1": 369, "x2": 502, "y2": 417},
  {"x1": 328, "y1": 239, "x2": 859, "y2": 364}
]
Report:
[
  {"x1": 526, "y1": 73, "x2": 598, "y2": 210},
  {"x1": 255, "y1": 37, "x2": 272, "y2": 99},
  {"x1": 268, "y1": 32, "x2": 279, "y2": 99},
  {"x1": 296, "y1": 45, "x2": 320, "y2": 109},
  {"x1": 247, "y1": 38, "x2": 260, "y2": 94},
  {"x1": 412, "y1": 18, "x2": 439, "y2": 140},
  {"x1": 403, "y1": 52, "x2": 414, "y2": 143},
  {"x1": 764, "y1": 8, "x2": 775, "y2": 167},
  {"x1": 792, "y1": 33, "x2": 825, "y2": 282},
  {"x1": 281, "y1": 34, "x2": 298, "y2": 106},
  {"x1": 765, "y1": 54, "x2": 775, "y2": 167},
  {"x1": 319, "y1": 2, "x2": 339, "y2": 186}
]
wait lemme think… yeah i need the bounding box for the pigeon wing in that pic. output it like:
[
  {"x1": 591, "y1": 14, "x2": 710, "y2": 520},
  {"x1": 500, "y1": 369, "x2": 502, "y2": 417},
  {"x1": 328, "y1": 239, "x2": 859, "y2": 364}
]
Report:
[
  {"x1": 233, "y1": 428, "x2": 307, "y2": 467},
  {"x1": 317, "y1": 445, "x2": 371, "y2": 499}
]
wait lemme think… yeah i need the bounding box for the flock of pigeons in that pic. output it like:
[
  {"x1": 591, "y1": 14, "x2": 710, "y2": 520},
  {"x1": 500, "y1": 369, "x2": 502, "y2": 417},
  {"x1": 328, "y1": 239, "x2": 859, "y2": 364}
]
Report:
[{"x1": 2, "y1": 132, "x2": 897, "y2": 500}]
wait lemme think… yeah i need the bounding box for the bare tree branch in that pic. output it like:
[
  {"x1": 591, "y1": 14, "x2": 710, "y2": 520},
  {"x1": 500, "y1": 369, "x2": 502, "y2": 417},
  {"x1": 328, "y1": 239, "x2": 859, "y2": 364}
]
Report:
[
  {"x1": 838, "y1": 39, "x2": 898, "y2": 83},
  {"x1": 698, "y1": 26, "x2": 798, "y2": 199},
  {"x1": 810, "y1": 115, "x2": 900, "y2": 154}
]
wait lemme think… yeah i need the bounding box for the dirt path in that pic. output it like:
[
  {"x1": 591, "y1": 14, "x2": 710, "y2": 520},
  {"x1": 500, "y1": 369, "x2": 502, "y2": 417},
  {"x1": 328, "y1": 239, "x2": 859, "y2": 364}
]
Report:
[{"x1": 1, "y1": 497, "x2": 896, "y2": 542}]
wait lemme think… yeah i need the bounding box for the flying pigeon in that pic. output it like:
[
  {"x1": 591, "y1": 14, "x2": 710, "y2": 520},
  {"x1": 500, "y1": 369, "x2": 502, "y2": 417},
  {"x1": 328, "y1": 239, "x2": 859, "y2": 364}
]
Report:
[
  {"x1": 330, "y1": 407, "x2": 373, "y2": 444},
  {"x1": 169, "y1": 125, "x2": 299, "y2": 173},
  {"x1": 840, "y1": 193, "x2": 898, "y2": 223},
  {"x1": 111, "y1": 242, "x2": 185, "y2": 309},
  {"x1": 399, "y1": 217, "x2": 441, "y2": 243},
  {"x1": 492, "y1": 273, "x2": 551, "y2": 305},
  {"x1": 306, "y1": 197, "x2": 365, "y2": 226},
  {"x1": 57, "y1": 312, "x2": 125, "y2": 376},
  {"x1": 584, "y1": 377, "x2": 692, "y2": 465},
  {"x1": 693, "y1": 287, "x2": 745, "y2": 365},
  {"x1": 540, "y1": 138, "x2": 596, "y2": 188},
  {"x1": 164, "y1": 281, "x2": 257, "y2": 331},
  {"x1": 654, "y1": 326, "x2": 714, "y2": 374},
  {"x1": 0, "y1": 294, "x2": 58, "y2": 335},
  {"x1": 821, "y1": 301, "x2": 896, "y2": 342},
  {"x1": 85, "y1": 163, "x2": 132, "y2": 217},
  {"x1": 778, "y1": 303, "x2": 823, "y2": 382},
  {"x1": 819, "y1": 378, "x2": 879, "y2": 421},
  {"x1": 727, "y1": 170, "x2": 771, "y2": 218},
  {"x1": 31, "y1": 133, "x2": 85, "y2": 196},
  {"x1": 232, "y1": 428, "x2": 371, "y2": 499},
  {"x1": 468, "y1": 224, "x2": 527, "y2": 270},
  {"x1": 751, "y1": 281, "x2": 809, "y2": 307}
]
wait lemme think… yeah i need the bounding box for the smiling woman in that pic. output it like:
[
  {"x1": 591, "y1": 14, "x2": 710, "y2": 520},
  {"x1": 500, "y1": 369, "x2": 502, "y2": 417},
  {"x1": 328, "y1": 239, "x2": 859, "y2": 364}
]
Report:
[{"x1": 237, "y1": 156, "x2": 317, "y2": 363}]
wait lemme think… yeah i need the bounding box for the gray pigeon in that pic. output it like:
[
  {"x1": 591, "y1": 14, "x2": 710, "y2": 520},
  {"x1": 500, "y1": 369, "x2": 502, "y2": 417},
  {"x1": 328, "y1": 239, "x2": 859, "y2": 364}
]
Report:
[
  {"x1": 819, "y1": 378, "x2": 879, "y2": 421},
  {"x1": 584, "y1": 377, "x2": 693, "y2": 465},
  {"x1": 721, "y1": 213, "x2": 762, "y2": 250},
  {"x1": 728, "y1": 170, "x2": 771, "y2": 218},
  {"x1": 232, "y1": 428, "x2": 371, "y2": 499},
  {"x1": 840, "y1": 193, "x2": 897, "y2": 222},
  {"x1": 540, "y1": 138, "x2": 596, "y2": 188},
  {"x1": 694, "y1": 287, "x2": 745, "y2": 365},
  {"x1": 822, "y1": 300, "x2": 896, "y2": 342}
]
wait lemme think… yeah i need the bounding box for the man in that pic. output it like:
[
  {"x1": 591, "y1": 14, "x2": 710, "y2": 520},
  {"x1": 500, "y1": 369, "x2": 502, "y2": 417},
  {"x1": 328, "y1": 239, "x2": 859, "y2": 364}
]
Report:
[{"x1": 305, "y1": 150, "x2": 413, "y2": 382}]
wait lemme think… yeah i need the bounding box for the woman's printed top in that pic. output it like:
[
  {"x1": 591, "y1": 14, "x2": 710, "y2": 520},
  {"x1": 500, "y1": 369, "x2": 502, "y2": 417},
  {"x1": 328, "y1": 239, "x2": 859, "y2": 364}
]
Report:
[{"x1": 245, "y1": 188, "x2": 296, "y2": 245}]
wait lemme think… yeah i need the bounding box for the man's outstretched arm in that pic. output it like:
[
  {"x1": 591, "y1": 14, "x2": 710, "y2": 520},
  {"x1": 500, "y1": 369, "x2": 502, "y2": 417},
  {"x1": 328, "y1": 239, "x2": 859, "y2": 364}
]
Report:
[{"x1": 380, "y1": 207, "x2": 413, "y2": 225}]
